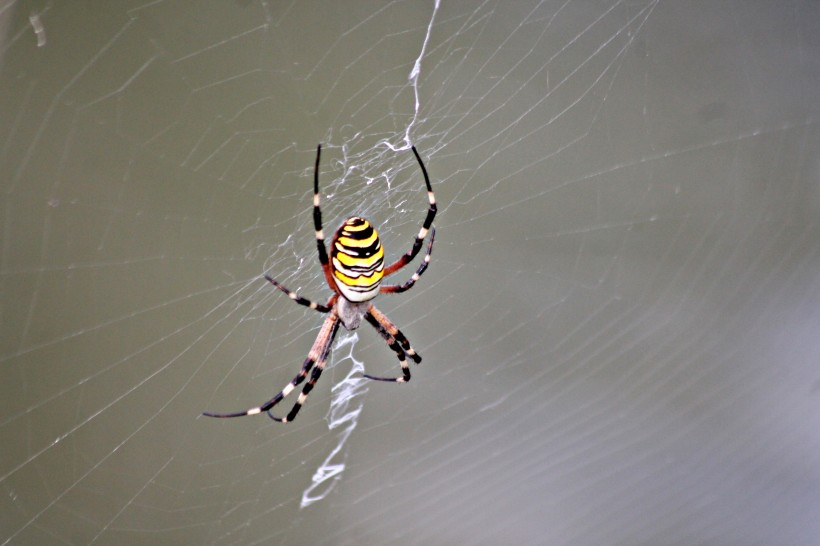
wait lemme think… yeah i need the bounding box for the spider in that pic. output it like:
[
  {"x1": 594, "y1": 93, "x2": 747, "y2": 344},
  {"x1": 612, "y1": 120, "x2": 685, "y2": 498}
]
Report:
[{"x1": 204, "y1": 144, "x2": 436, "y2": 423}]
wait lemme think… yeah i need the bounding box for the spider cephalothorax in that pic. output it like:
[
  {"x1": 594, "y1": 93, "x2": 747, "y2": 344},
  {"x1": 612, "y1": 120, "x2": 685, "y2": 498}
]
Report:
[{"x1": 204, "y1": 144, "x2": 436, "y2": 423}]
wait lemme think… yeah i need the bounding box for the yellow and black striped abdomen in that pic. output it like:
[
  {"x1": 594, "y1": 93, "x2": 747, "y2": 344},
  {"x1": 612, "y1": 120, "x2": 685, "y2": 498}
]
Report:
[{"x1": 330, "y1": 217, "x2": 384, "y2": 302}]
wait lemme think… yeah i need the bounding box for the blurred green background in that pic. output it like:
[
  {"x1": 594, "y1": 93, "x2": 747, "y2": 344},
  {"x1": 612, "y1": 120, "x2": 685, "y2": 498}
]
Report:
[{"x1": 2, "y1": 1, "x2": 819, "y2": 544}]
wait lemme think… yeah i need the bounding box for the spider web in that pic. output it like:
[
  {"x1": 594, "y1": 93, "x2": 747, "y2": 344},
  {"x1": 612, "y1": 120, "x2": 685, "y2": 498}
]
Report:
[{"x1": 2, "y1": 1, "x2": 820, "y2": 544}]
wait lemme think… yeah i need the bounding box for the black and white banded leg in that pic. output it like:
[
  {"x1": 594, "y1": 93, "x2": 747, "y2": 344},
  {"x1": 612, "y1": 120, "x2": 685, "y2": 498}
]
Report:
[
  {"x1": 362, "y1": 306, "x2": 422, "y2": 383},
  {"x1": 382, "y1": 146, "x2": 437, "y2": 276},
  {"x1": 270, "y1": 315, "x2": 341, "y2": 423},
  {"x1": 203, "y1": 314, "x2": 340, "y2": 422},
  {"x1": 379, "y1": 227, "x2": 435, "y2": 294},
  {"x1": 312, "y1": 144, "x2": 338, "y2": 291},
  {"x1": 264, "y1": 274, "x2": 335, "y2": 313}
]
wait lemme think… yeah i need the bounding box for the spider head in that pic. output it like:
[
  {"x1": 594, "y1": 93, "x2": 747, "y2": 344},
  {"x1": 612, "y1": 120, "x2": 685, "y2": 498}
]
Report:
[{"x1": 330, "y1": 216, "x2": 384, "y2": 302}]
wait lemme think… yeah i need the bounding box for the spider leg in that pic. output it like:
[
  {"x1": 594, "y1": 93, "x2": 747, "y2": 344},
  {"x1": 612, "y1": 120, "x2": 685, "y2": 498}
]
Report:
[
  {"x1": 379, "y1": 227, "x2": 435, "y2": 294},
  {"x1": 202, "y1": 313, "x2": 340, "y2": 421},
  {"x1": 312, "y1": 144, "x2": 340, "y2": 292},
  {"x1": 264, "y1": 274, "x2": 335, "y2": 312},
  {"x1": 362, "y1": 306, "x2": 421, "y2": 383},
  {"x1": 383, "y1": 146, "x2": 437, "y2": 276},
  {"x1": 367, "y1": 306, "x2": 421, "y2": 361},
  {"x1": 269, "y1": 314, "x2": 341, "y2": 423}
]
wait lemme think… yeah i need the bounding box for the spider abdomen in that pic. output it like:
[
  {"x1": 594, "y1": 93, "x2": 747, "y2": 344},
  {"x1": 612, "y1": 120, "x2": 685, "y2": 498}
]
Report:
[{"x1": 330, "y1": 217, "x2": 384, "y2": 302}]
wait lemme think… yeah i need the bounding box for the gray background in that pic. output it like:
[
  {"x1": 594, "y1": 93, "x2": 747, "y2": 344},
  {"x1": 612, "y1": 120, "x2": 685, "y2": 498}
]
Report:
[{"x1": 2, "y1": 1, "x2": 819, "y2": 544}]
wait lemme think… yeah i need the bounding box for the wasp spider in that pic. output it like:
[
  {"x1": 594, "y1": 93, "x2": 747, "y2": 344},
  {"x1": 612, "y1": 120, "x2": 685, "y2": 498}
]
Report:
[{"x1": 204, "y1": 145, "x2": 436, "y2": 423}]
